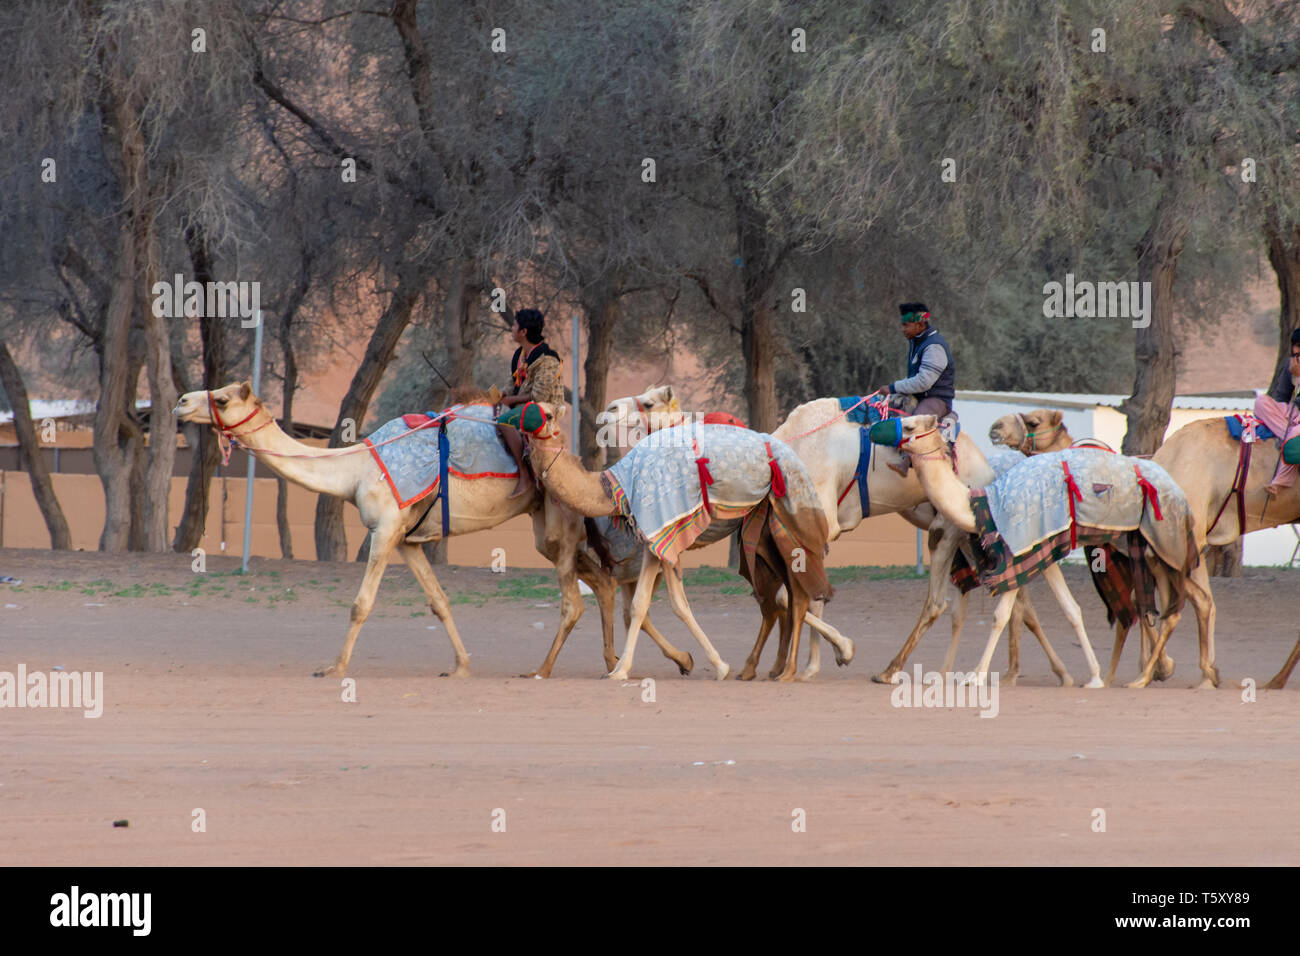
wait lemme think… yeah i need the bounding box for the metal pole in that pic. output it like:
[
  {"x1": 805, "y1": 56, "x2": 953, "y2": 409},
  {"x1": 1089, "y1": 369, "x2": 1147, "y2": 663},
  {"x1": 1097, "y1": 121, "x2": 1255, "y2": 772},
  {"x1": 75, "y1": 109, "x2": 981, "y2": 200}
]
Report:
[
  {"x1": 241, "y1": 311, "x2": 264, "y2": 573},
  {"x1": 915, "y1": 528, "x2": 924, "y2": 576},
  {"x1": 571, "y1": 313, "x2": 580, "y2": 451}
]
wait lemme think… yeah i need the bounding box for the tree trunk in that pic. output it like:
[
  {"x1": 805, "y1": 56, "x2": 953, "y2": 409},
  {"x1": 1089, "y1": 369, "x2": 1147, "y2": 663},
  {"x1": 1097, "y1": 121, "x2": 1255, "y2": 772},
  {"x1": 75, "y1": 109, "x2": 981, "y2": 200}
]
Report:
[
  {"x1": 580, "y1": 281, "x2": 620, "y2": 468},
  {"x1": 93, "y1": 218, "x2": 143, "y2": 553},
  {"x1": 314, "y1": 281, "x2": 420, "y2": 561},
  {"x1": 173, "y1": 224, "x2": 225, "y2": 552},
  {"x1": 734, "y1": 191, "x2": 780, "y2": 433},
  {"x1": 1121, "y1": 188, "x2": 1188, "y2": 456},
  {"x1": 275, "y1": 256, "x2": 312, "y2": 560},
  {"x1": 0, "y1": 342, "x2": 72, "y2": 549},
  {"x1": 1266, "y1": 216, "x2": 1300, "y2": 380}
]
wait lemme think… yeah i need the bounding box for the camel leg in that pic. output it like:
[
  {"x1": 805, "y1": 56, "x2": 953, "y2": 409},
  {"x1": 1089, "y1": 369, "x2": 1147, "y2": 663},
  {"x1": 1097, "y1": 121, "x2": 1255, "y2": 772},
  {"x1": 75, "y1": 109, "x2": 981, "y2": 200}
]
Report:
[
  {"x1": 1005, "y1": 594, "x2": 1023, "y2": 685},
  {"x1": 1265, "y1": 631, "x2": 1300, "y2": 690},
  {"x1": 777, "y1": 587, "x2": 812, "y2": 683},
  {"x1": 660, "y1": 561, "x2": 730, "y2": 680},
  {"x1": 315, "y1": 523, "x2": 404, "y2": 678},
  {"x1": 776, "y1": 589, "x2": 853, "y2": 665},
  {"x1": 623, "y1": 579, "x2": 694, "y2": 675},
  {"x1": 941, "y1": 590, "x2": 970, "y2": 673},
  {"x1": 1105, "y1": 622, "x2": 1130, "y2": 687},
  {"x1": 1186, "y1": 561, "x2": 1218, "y2": 689},
  {"x1": 583, "y1": 563, "x2": 621, "y2": 675},
  {"x1": 529, "y1": 546, "x2": 587, "y2": 679},
  {"x1": 607, "y1": 551, "x2": 660, "y2": 680},
  {"x1": 874, "y1": 527, "x2": 958, "y2": 683},
  {"x1": 768, "y1": 616, "x2": 793, "y2": 680},
  {"x1": 1041, "y1": 563, "x2": 1103, "y2": 688},
  {"x1": 1019, "y1": 590, "x2": 1073, "y2": 687},
  {"x1": 398, "y1": 541, "x2": 472, "y2": 678},
  {"x1": 968, "y1": 590, "x2": 1018, "y2": 686},
  {"x1": 739, "y1": 611, "x2": 779, "y2": 681}
]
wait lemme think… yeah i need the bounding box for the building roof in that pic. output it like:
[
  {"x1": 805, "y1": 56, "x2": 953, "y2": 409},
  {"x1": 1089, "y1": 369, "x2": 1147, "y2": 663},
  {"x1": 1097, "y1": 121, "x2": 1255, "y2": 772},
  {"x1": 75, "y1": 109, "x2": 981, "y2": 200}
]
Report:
[{"x1": 954, "y1": 390, "x2": 1258, "y2": 411}]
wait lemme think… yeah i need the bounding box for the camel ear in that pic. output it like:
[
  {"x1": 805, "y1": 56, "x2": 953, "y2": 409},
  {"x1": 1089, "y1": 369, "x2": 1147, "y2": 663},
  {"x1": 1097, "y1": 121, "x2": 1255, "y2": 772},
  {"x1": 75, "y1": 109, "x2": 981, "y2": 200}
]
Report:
[
  {"x1": 238, "y1": 381, "x2": 252, "y2": 401},
  {"x1": 661, "y1": 385, "x2": 674, "y2": 402},
  {"x1": 1048, "y1": 410, "x2": 1063, "y2": 426}
]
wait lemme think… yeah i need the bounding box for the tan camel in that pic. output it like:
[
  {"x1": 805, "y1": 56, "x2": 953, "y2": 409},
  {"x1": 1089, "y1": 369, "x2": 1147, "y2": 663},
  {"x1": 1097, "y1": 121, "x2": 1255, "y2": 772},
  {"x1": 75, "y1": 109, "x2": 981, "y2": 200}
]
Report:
[
  {"x1": 173, "y1": 381, "x2": 683, "y2": 680},
  {"x1": 988, "y1": 409, "x2": 1074, "y2": 454},
  {"x1": 603, "y1": 388, "x2": 1072, "y2": 685},
  {"x1": 897, "y1": 414, "x2": 1209, "y2": 688},
  {"x1": 993, "y1": 410, "x2": 1300, "y2": 688},
  {"x1": 525, "y1": 401, "x2": 833, "y2": 681}
]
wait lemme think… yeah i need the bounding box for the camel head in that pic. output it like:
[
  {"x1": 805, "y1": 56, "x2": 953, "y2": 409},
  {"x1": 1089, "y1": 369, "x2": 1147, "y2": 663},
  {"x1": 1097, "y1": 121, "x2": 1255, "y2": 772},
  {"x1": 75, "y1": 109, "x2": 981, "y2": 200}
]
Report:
[
  {"x1": 173, "y1": 381, "x2": 262, "y2": 427},
  {"x1": 989, "y1": 409, "x2": 1064, "y2": 453},
  {"x1": 517, "y1": 400, "x2": 566, "y2": 442},
  {"x1": 596, "y1": 384, "x2": 682, "y2": 438}
]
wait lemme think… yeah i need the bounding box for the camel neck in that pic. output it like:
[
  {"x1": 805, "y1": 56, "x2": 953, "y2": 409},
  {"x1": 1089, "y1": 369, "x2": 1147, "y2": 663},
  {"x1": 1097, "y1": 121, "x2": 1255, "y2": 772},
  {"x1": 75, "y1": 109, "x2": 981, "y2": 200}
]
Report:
[
  {"x1": 222, "y1": 415, "x2": 363, "y2": 499},
  {"x1": 529, "y1": 439, "x2": 617, "y2": 517},
  {"x1": 907, "y1": 438, "x2": 977, "y2": 532}
]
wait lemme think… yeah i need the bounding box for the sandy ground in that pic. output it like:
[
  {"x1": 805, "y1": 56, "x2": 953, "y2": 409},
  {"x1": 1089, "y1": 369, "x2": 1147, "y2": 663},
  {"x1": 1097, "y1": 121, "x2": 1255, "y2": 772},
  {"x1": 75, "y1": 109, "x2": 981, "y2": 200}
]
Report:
[{"x1": 1, "y1": 547, "x2": 1298, "y2": 866}]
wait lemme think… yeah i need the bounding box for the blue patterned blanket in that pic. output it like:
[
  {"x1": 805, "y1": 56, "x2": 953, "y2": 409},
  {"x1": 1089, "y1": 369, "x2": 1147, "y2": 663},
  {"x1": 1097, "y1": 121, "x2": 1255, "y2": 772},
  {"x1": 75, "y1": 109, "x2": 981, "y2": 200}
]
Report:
[
  {"x1": 603, "y1": 423, "x2": 820, "y2": 563},
  {"x1": 364, "y1": 403, "x2": 516, "y2": 507},
  {"x1": 980, "y1": 448, "x2": 1187, "y2": 566}
]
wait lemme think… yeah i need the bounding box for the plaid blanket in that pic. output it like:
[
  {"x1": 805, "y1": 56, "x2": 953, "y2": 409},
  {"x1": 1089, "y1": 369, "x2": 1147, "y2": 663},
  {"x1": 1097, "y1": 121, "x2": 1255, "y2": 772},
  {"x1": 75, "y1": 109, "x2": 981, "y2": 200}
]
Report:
[
  {"x1": 603, "y1": 423, "x2": 822, "y2": 564},
  {"x1": 950, "y1": 493, "x2": 1171, "y2": 623}
]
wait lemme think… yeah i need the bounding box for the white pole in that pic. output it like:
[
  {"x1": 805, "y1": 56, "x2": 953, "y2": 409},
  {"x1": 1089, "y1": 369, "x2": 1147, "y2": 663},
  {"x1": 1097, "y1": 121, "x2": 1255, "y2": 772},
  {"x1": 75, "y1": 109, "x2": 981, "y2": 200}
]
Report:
[
  {"x1": 571, "y1": 313, "x2": 580, "y2": 451},
  {"x1": 915, "y1": 528, "x2": 924, "y2": 576},
  {"x1": 241, "y1": 311, "x2": 264, "y2": 574}
]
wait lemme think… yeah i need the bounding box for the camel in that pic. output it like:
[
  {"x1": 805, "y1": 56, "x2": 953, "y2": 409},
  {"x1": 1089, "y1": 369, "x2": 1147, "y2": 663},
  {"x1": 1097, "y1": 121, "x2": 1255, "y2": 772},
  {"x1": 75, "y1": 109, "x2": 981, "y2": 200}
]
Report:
[
  {"x1": 992, "y1": 409, "x2": 1300, "y2": 688},
  {"x1": 172, "y1": 381, "x2": 684, "y2": 680},
  {"x1": 889, "y1": 414, "x2": 1207, "y2": 688},
  {"x1": 602, "y1": 387, "x2": 1072, "y2": 685},
  {"x1": 988, "y1": 409, "x2": 1074, "y2": 454},
  {"x1": 523, "y1": 401, "x2": 834, "y2": 681}
]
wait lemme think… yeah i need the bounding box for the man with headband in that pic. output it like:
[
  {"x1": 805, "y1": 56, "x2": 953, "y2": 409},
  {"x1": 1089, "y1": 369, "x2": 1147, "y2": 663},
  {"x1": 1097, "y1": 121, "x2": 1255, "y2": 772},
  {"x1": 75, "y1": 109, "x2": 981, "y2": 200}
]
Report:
[{"x1": 874, "y1": 301, "x2": 955, "y2": 419}]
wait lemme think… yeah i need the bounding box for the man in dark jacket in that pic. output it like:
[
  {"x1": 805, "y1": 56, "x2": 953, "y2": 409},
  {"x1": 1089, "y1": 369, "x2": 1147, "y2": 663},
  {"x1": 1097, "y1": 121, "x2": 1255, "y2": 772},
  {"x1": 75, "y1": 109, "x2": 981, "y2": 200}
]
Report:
[{"x1": 874, "y1": 302, "x2": 955, "y2": 418}]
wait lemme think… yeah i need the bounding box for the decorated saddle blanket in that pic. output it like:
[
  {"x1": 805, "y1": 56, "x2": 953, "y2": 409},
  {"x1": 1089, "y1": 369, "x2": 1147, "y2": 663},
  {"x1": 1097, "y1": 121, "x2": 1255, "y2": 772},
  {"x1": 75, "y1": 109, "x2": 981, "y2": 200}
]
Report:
[
  {"x1": 979, "y1": 449, "x2": 1188, "y2": 568},
  {"x1": 603, "y1": 423, "x2": 822, "y2": 564},
  {"x1": 985, "y1": 446, "x2": 1028, "y2": 480},
  {"x1": 365, "y1": 403, "x2": 516, "y2": 508},
  {"x1": 1225, "y1": 414, "x2": 1276, "y2": 443}
]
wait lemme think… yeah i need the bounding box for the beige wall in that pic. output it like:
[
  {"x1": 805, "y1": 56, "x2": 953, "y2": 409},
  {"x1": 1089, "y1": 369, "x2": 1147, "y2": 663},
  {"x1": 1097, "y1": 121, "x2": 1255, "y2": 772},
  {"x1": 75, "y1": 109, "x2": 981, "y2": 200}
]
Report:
[{"x1": 0, "y1": 471, "x2": 924, "y2": 567}]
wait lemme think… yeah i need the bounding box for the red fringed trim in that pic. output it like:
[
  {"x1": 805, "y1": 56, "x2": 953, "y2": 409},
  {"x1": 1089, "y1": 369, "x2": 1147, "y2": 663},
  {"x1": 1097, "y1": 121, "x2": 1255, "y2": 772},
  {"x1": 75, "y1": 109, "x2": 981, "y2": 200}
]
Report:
[
  {"x1": 693, "y1": 439, "x2": 714, "y2": 516},
  {"x1": 765, "y1": 441, "x2": 787, "y2": 497},
  {"x1": 1062, "y1": 461, "x2": 1083, "y2": 549},
  {"x1": 1135, "y1": 465, "x2": 1163, "y2": 520}
]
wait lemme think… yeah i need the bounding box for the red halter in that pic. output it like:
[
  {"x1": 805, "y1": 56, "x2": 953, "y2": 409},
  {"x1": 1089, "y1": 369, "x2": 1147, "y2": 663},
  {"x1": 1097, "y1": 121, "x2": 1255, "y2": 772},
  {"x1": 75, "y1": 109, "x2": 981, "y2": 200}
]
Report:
[{"x1": 208, "y1": 390, "x2": 272, "y2": 465}]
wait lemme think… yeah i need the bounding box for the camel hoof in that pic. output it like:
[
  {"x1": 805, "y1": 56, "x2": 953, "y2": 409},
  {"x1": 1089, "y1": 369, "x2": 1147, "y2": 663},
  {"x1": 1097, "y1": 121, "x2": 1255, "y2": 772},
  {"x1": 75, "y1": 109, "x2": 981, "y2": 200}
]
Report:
[
  {"x1": 607, "y1": 668, "x2": 630, "y2": 680},
  {"x1": 795, "y1": 670, "x2": 818, "y2": 682},
  {"x1": 313, "y1": 662, "x2": 343, "y2": 678},
  {"x1": 1126, "y1": 677, "x2": 1151, "y2": 689},
  {"x1": 1058, "y1": 672, "x2": 1075, "y2": 688},
  {"x1": 442, "y1": 667, "x2": 470, "y2": 678},
  {"x1": 1084, "y1": 676, "x2": 1105, "y2": 689},
  {"x1": 677, "y1": 653, "x2": 694, "y2": 676},
  {"x1": 835, "y1": 639, "x2": 856, "y2": 667},
  {"x1": 1005, "y1": 673, "x2": 1019, "y2": 687},
  {"x1": 871, "y1": 670, "x2": 898, "y2": 685},
  {"x1": 1196, "y1": 675, "x2": 1218, "y2": 690},
  {"x1": 737, "y1": 669, "x2": 757, "y2": 681},
  {"x1": 715, "y1": 662, "x2": 731, "y2": 681}
]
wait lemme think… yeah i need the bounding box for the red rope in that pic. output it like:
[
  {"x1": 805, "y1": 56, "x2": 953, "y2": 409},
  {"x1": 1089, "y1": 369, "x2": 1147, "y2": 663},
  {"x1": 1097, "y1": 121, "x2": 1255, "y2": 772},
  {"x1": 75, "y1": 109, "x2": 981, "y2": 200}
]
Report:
[
  {"x1": 1134, "y1": 465, "x2": 1163, "y2": 521},
  {"x1": 765, "y1": 441, "x2": 787, "y2": 497},
  {"x1": 1062, "y1": 461, "x2": 1083, "y2": 549},
  {"x1": 693, "y1": 438, "x2": 714, "y2": 516}
]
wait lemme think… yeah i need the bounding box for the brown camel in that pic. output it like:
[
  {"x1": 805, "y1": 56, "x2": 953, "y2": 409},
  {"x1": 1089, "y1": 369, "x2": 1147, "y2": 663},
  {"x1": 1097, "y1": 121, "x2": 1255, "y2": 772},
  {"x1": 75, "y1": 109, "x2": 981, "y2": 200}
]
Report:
[
  {"x1": 894, "y1": 415, "x2": 1208, "y2": 688},
  {"x1": 173, "y1": 382, "x2": 681, "y2": 679},
  {"x1": 988, "y1": 408, "x2": 1074, "y2": 454},
  {"x1": 525, "y1": 401, "x2": 833, "y2": 681}
]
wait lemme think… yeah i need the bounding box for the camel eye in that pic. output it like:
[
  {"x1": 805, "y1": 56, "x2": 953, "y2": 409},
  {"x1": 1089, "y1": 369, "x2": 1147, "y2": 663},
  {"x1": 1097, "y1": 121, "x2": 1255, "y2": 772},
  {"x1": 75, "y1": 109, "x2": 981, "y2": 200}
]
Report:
[{"x1": 216, "y1": 398, "x2": 227, "y2": 406}]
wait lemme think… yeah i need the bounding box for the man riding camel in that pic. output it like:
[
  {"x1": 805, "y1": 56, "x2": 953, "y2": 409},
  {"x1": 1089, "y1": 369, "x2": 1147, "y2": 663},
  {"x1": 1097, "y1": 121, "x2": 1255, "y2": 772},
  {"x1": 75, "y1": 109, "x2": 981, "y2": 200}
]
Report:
[
  {"x1": 1259, "y1": 327, "x2": 1300, "y2": 497},
  {"x1": 497, "y1": 308, "x2": 564, "y2": 498},
  {"x1": 873, "y1": 301, "x2": 955, "y2": 419}
]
